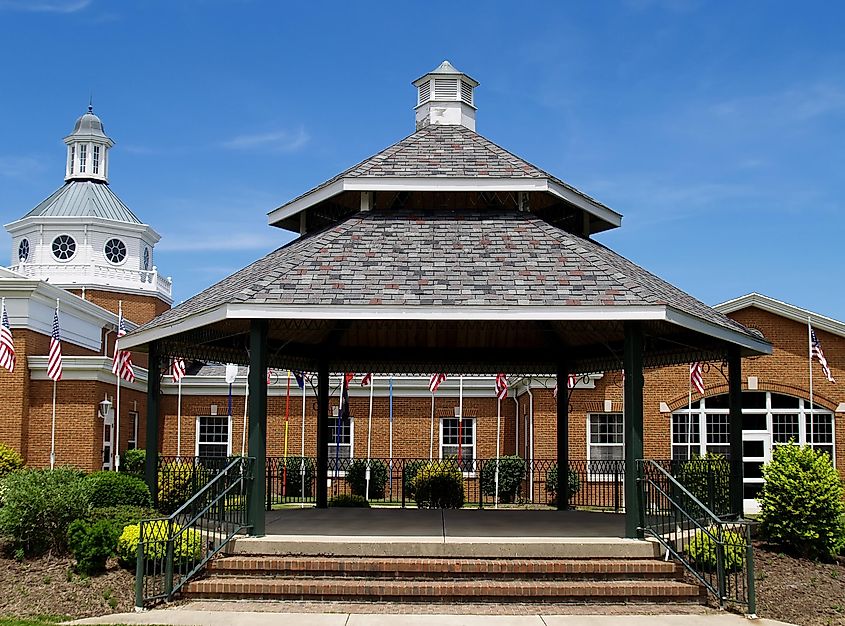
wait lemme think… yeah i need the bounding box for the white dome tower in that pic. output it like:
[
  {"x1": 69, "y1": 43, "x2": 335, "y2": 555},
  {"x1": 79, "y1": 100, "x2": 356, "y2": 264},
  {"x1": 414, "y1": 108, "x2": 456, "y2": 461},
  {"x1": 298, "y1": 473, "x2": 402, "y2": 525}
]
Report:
[{"x1": 4, "y1": 106, "x2": 173, "y2": 309}]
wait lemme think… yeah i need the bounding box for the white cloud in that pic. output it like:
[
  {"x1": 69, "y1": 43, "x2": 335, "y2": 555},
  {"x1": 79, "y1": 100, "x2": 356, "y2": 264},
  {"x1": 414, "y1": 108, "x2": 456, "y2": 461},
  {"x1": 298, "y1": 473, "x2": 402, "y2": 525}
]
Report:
[
  {"x1": 0, "y1": 0, "x2": 91, "y2": 12},
  {"x1": 221, "y1": 128, "x2": 309, "y2": 153}
]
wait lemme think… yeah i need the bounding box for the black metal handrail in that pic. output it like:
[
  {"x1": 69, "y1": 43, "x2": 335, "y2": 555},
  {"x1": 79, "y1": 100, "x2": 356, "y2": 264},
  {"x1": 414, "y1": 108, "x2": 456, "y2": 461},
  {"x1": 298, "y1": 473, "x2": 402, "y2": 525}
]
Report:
[
  {"x1": 135, "y1": 456, "x2": 254, "y2": 608},
  {"x1": 638, "y1": 459, "x2": 756, "y2": 616}
]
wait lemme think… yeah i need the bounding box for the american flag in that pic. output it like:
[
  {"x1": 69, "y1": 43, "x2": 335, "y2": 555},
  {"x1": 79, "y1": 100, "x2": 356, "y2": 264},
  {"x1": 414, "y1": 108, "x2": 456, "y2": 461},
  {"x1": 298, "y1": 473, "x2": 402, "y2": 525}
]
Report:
[
  {"x1": 339, "y1": 373, "x2": 351, "y2": 420},
  {"x1": 111, "y1": 309, "x2": 135, "y2": 383},
  {"x1": 552, "y1": 374, "x2": 578, "y2": 399},
  {"x1": 361, "y1": 372, "x2": 373, "y2": 386},
  {"x1": 690, "y1": 362, "x2": 705, "y2": 395},
  {"x1": 494, "y1": 373, "x2": 508, "y2": 400},
  {"x1": 429, "y1": 373, "x2": 446, "y2": 393},
  {"x1": 293, "y1": 371, "x2": 305, "y2": 389},
  {"x1": 171, "y1": 357, "x2": 186, "y2": 383},
  {"x1": 47, "y1": 305, "x2": 62, "y2": 382},
  {"x1": 0, "y1": 299, "x2": 16, "y2": 373},
  {"x1": 811, "y1": 327, "x2": 836, "y2": 383}
]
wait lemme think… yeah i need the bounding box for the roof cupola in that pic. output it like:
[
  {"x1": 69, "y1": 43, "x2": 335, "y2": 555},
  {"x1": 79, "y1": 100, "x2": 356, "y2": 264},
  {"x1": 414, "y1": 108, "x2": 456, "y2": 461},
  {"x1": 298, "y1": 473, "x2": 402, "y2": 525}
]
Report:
[
  {"x1": 63, "y1": 104, "x2": 114, "y2": 183},
  {"x1": 412, "y1": 60, "x2": 478, "y2": 131}
]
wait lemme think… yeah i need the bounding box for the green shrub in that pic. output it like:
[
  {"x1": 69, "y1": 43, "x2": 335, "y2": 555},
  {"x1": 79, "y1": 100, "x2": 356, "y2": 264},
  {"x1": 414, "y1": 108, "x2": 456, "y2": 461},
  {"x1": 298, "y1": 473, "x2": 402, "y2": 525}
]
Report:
[
  {"x1": 83, "y1": 471, "x2": 152, "y2": 509},
  {"x1": 347, "y1": 459, "x2": 388, "y2": 499},
  {"x1": 277, "y1": 456, "x2": 314, "y2": 498},
  {"x1": 157, "y1": 462, "x2": 212, "y2": 514},
  {"x1": 687, "y1": 528, "x2": 746, "y2": 571},
  {"x1": 676, "y1": 453, "x2": 731, "y2": 516},
  {"x1": 412, "y1": 461, "x2": 464, "y2": 509},
  {"x1": 117, "y1": 521, "x2": 202, "y2": 567},
  {"x1": 86, "y1": 505, "x2": 157, "y2": 532},
  {"x1": 759, "y1": 443, "x2": 845, "y2": 559},
  {"x1": 120, "y1": 449, "x2": 146, "y2": 479},
  {"x1": 545, "y1": 464, "x2": 582, "y2": 503},
  {"x1": 480, "y1": 455, "x2": 526, "y2": 504},
  {"x1": 329, "y1": 494, "x2": 370, "y2": 508},
  {"x1": 403, "y1": 460, "x2": 428, "y2": 498},
  {"x1": 0, "y1": 467, "x2": 88, "y2": 555},
  {"x1": 0, "y1": 443, "x2": 24, "y2": 479},
  {"x1": 67, "y1": 518, "x2": 120, "y2": 575}
]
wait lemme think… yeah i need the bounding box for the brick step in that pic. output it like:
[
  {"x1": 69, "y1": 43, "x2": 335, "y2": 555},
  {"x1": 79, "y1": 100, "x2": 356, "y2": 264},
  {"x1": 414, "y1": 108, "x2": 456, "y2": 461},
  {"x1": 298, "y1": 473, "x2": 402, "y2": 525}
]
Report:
[
  {"x1": 184, "y1": 576, "x2": 705, "y2": 603},
  {"x1": 207, "y1": 556, "x2": 683, "y2": 581}
]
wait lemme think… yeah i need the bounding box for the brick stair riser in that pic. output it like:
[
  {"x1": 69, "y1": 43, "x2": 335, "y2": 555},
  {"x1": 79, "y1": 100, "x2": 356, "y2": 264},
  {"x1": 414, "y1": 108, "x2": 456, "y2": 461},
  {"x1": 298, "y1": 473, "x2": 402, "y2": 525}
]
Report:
[{"x1": 206, "y1": 569, "x2": 682, "y2": 582}]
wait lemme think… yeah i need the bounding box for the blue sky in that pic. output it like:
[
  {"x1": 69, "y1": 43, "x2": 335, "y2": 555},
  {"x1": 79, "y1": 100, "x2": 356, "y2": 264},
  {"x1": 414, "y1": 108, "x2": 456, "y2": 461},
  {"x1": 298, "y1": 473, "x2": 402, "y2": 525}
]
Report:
[{"x1": 0, "y1": 0, "x2": 843, "y2": 318}]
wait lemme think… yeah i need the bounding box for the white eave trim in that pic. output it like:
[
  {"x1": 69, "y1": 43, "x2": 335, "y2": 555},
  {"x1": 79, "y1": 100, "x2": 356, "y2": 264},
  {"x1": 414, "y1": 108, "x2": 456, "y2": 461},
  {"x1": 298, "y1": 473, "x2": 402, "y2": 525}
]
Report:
[
  {"x1": 267, "y1": 176, "x2": 622, "y2": 230},
  {"x1": 664, "y1": 306, "x2": 772, "y2": 355},
  {"x1": 6, "y1": 215, "x2": 161, "y2": 242},
  {"x1": 715, "y1": 293, "x2": 845, "y2": 340},
  {"x1": 28, "y1": 355, "x2": 148, "y2": 392}
]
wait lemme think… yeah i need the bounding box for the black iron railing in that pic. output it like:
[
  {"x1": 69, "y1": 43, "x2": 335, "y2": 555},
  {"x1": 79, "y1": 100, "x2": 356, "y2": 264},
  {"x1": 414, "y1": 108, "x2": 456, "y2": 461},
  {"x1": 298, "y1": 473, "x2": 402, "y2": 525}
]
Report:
[
  {"x1": 135, "y1": 456, "x2": 254, "y2": 608},
  {"x1": 156, "y1": 456, "x2": 234, "y2": 514},
  {"x1": 265, "y1": 457, "x2": 626, "y2": 511},
  {"x1": 638, "y1": 459, "x2": 756, "y2": 616}
]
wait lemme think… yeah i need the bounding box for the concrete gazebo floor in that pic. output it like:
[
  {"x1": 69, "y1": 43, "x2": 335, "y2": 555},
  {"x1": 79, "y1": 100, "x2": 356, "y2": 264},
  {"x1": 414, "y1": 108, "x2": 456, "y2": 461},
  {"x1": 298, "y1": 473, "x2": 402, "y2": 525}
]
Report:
[{"x1": 228, "y1": 509, "x2": 656, "y2": 558}]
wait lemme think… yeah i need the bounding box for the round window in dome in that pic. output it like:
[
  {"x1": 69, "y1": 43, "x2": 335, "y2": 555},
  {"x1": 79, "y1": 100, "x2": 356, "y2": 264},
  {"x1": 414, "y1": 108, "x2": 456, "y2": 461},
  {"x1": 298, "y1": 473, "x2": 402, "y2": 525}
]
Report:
[
  {"x1": 18, "y1": 238, "x2": 29, "y2": 262},
  {"x1": 51, "y1": 234, "x2": 76, "y2": 261},
  {"x1": 142, "y1": 247, "x2": 150, "y2": 271},
  {"x1": 104, "y1": 238, "x2": 127, "y2": 264}
]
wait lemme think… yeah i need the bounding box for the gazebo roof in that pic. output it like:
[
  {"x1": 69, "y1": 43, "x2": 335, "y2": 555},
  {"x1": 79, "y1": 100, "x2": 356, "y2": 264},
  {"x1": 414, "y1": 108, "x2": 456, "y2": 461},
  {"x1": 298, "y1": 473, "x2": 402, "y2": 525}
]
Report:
[
  {"x1": 267, "y1": 124, "x2": 622, "y2": 235},
  {"x1": 123, "y1": 209, "x2": 770, "y2": 374}
]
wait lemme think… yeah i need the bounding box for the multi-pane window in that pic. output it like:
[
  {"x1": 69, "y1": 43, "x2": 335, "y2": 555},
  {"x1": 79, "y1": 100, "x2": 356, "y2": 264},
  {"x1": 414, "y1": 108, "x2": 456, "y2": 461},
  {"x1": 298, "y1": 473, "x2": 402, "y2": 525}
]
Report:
[
  {"x1": 328, "y1": 415, "x2": 353, "y2": 468},
  {"x1": 441, "y1": 417, "x2": 475, "y2": 472},
  {"x1": 705, "y1": 414, "x2": 730, "y2": 457},
  {"x1": 127, "y1": 411, "x2": 139, "y2": 450},
  {"x1": 79, "y1": 144, "x2": 87, "y2": 173},
  {"x1": 587, "y1": 413, "x2": 624, "y2": 477},
  {"x1": 672, "y1": 412, "x2": 701, "y2": 460},
  {"x1": 196, "y1": 416, "x2": 230, "y2": 457},
  {"x1": 93, "y1": 145, "x2": 100, "y2": 174},
  {"x1": 69, "y1": 146, "x2": 75, "y2": 175}
]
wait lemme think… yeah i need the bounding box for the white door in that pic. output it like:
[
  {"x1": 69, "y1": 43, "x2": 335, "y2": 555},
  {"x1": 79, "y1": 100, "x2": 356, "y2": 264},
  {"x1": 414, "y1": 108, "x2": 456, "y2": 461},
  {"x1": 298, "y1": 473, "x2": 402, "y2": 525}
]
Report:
[
  {"x1": 102, "y1": 408, "x2": 114, "y2": 470},
  {"x1": 742, "y1": 432, "x2": 771, "y2": 514}
]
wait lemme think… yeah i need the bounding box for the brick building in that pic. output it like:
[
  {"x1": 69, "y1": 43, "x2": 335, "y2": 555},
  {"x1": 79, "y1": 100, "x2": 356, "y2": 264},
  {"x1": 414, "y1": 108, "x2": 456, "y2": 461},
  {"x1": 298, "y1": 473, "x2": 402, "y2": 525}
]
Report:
[{"x1": 2, "y1": 73, "x2": 842, "y2": 518}]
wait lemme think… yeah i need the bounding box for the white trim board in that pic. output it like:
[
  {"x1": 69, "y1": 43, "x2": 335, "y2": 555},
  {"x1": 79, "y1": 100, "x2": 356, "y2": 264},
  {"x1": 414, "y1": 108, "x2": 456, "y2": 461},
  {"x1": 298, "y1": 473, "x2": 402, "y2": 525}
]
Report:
[
  {"x1": 28, "y1": 356, "x2": 148, "y2": 392},
  {"x1": 716, "y1": 292, "x2": 845, "y2": 340}
]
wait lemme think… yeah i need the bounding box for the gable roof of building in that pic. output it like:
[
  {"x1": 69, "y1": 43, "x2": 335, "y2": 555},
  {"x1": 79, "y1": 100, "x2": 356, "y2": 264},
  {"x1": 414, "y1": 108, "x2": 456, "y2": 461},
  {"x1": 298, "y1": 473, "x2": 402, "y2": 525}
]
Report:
[
  {"x1": 267, "y1": 124, "x2": 622, "y2": 233},
  {"x1": 716, "y1": 293, "x2": 845, "y2": 339},
  {"x1": 124, "y1": 210, "x2": 768, "y2": 356},
  {"x1": 20, "y1": 181, "x2": 142, "y2": 224}
]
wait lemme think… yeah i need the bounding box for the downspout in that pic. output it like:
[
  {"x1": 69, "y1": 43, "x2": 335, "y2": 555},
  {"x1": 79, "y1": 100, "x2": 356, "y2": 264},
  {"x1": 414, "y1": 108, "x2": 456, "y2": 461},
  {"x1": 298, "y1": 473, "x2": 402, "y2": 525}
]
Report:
[
  {"x1": 526, "y1": 383, "x2": 534, "y2": 502},
  {"x1": 513, "y1": 392, "x2": 519, "y2": 456}
]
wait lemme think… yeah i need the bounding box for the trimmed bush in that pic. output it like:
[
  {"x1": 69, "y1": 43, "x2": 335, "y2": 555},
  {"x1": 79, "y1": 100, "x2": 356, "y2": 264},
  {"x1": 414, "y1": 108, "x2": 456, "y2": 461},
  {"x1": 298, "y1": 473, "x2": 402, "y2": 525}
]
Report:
[
  {"x1": 544, "y1": 464, "x2": 582, "y2": 503},
  {"x1": 157, "y1": 462, "x2": 211, "y2": 514},
  {"x1": 676, "y1": 453, "x2": 731, "y2": 516},
  {"x1": 86, "y1": 505, "x2": 157, "y2": 532},
  {"x1": 759, "y1": 443, "x2": 845, "y2": 559},
  {"x1": 687, "y1": 528, "x2": 746, "y2": 571},
  {"x1": 0, "y1": 467, "x2": 88, "y2": 555},
  {"x1": 480, "y1": 455, "x2": 526, "y2": 504},
  {"x1": 120, "y1": 449, "x2": 146, "y2": 479},
  {"x1": 277, "y1": 456, "x2": 314, "y2": 498},
  {"x1": 347, "y1": 459, "x2": 388, "y2": 499},
  {"x1": 412, "y1": 461, "x2": 464, "y2": 509},
  {"x1": 329, "y1": 494, "x2": 370, "y2": 508},
  {"x1": 403, "y1": 460, "x2": 428, "y2": 498},
  {"x1": 83, "y1": 471, "x2": 152, "y2": 509},
  {"x1": 0, "y1": 443, "x2": 24, "y2": 479},
  {"x1": 117, "y1": 521, "x2": 202, "y2": 567},
  {"x1": 67, "y1": 518, "x2": 120, "y2": 575}
]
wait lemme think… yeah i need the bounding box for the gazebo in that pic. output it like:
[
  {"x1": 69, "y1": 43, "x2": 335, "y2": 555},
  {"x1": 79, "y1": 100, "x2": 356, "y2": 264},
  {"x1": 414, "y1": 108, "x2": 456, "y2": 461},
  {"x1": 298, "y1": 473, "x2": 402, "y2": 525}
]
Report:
[{"x1": 122, "y1": 61, "x2": 771, "y2": 539}]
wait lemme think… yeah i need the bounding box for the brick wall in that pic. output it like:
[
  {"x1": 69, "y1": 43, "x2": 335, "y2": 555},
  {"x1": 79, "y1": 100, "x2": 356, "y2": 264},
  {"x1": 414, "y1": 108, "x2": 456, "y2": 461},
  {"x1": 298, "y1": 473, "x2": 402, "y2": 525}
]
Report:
[{"x1": 70, "y1": 289, "x2": 170, "y2": 326}]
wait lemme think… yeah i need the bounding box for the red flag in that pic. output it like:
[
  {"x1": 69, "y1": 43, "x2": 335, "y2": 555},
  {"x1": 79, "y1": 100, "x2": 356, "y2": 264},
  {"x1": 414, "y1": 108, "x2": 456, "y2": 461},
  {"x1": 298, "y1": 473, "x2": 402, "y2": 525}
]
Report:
[
  {"x1": 494, "y1": 373, "x2": 508, "y2": 400},
  {"x1": 429, "y1": 373, "x2": 446, "y2": 393},
  {"x1": 690, "y1": 362, "x2": 705, "y2": 395}
]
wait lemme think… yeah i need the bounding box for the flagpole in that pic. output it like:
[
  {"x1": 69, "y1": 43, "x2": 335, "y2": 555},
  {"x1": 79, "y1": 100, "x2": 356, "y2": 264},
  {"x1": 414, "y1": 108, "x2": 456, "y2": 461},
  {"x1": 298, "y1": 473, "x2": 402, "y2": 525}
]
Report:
[
  {"x1": 300, "y1": 374, "x2": 306, "y2": 507},
  {"x1": 458, "y1": 375, "x2": 464, "y2": 467},
  {"x1": 808, "y1": 317, "x2": 814, "y2": 425},
  {"x1": 113, "y1": 301, "x2": 122, "y2": 472},
  {"x1": 283, "y1": 371, "x2": 290, "y2": 498},
  {"x1": 388, "y1": 376, "x2": 394, "y2": 500},
  {"x1": 50, "y1": 378, "x2": 57, "y2": 470},
  {"x1": 495, "y1": 395, "x2": 501, "y2": 509},
  {"x1": 365, "y1": 375, "x2": 374, "y2": 501},
  {"x1": 176, "y1": 375, "x2": 182, "y2": 459},
  {"x1": 241, "y1": 367, "x2": 249, "y2": 456},
  {"x1": 429, "y1": 391, "x2": 435, "y2": 461},
  {"x1": 688, "y1": 365, "x2": 693, "y2": 459}
]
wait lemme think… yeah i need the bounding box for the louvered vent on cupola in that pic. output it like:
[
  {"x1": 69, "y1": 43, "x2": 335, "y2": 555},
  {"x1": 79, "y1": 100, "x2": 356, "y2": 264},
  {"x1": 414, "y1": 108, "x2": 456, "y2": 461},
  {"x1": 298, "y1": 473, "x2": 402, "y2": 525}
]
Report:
[{"x1": 413, "y1": 60, "x2": 479, "y2": 131}]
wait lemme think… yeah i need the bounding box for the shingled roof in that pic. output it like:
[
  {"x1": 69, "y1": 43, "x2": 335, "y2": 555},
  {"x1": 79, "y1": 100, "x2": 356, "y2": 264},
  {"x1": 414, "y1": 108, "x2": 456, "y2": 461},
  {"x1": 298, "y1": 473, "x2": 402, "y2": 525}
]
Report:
[
  {"x1": 267, "y1": 125, "x2": 622, "y2": 234},
  {"x1": 129, "y1": 209, "x2": 761, "y2": 349}
]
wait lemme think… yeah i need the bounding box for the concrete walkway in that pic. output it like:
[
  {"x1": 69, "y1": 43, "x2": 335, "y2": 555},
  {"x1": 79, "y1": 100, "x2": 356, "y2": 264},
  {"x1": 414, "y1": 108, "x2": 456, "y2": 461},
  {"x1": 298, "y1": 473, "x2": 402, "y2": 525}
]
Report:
[{"x1": 68, "y1": 609, "x2": 795, "y2": 626}]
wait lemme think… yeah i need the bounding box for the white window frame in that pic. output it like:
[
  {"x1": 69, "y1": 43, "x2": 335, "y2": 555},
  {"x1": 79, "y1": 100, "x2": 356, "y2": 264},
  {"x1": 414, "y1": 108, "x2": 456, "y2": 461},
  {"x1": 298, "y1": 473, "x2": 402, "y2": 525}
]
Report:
[
  {"x1": 127, "y1": 411, "x2": 139, "y2": 450},
  {"x1": 328, "y1": 412, "x2": 354, "y2": 475},
  {"x1": 195, "y1": 414, "x2": 232, "y2": 458},
  {"x1": 586, "y1": 413, "x2": 624, "y2": 480},
  {"x1": 79, "y1": 143, "x2": 87, "y2": 173},
  {"x1": 93, "y1": 145, "x2": 100, "y2": 174},
  {"x1": 439, "y1": 416, "x2": 476, "y2": 475}
]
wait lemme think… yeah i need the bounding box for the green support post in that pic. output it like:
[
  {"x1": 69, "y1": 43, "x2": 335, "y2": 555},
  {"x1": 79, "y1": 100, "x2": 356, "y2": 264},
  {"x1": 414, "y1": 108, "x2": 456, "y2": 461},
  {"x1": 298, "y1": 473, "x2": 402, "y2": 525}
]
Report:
[
  {"x1": 144, "y1": 342, "x2": 161, "y2": 508},
  {"x1": 247, "y1": 319, "x2": 268, "y2": 536},
  {"x1": 134, "y1": 521, "x2": 145, "y2": 610},
  {"x1": 315, "y1": 358, "x2": 329, "y2": 508},
  {"x1": 556, "y1": 360, "x2": 570, "y2": 510},
  {"x1": 623, "y1": 322, "x2": 644, "y2": 539},
  {"x1": 728, "y1": 346, "x2": 744, "y2": 518}
]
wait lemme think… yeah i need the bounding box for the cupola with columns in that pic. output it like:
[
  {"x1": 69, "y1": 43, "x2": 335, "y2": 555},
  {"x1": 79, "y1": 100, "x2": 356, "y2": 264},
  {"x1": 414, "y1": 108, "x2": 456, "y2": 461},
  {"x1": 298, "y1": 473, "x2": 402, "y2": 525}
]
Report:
[{"x1": 64, "y1": 104, "x2": 114, "y2": 183}]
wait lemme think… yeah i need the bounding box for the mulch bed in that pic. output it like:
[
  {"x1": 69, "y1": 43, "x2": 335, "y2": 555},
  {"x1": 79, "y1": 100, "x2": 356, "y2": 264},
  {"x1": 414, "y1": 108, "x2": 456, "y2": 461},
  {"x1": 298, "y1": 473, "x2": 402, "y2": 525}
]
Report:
[
  {"x1": 754, "y1": 542, "x2": 845, "y2": 626},
  {"x1": 0, "y1": 549, "x2": 135, "y2": 620}
]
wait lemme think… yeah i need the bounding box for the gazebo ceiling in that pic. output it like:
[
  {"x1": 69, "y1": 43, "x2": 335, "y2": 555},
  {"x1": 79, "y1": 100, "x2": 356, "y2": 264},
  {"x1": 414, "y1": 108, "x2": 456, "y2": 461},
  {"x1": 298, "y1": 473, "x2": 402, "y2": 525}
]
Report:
[{"x1": 123, "y1": 209, "x2": 771, "y2": 374}]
